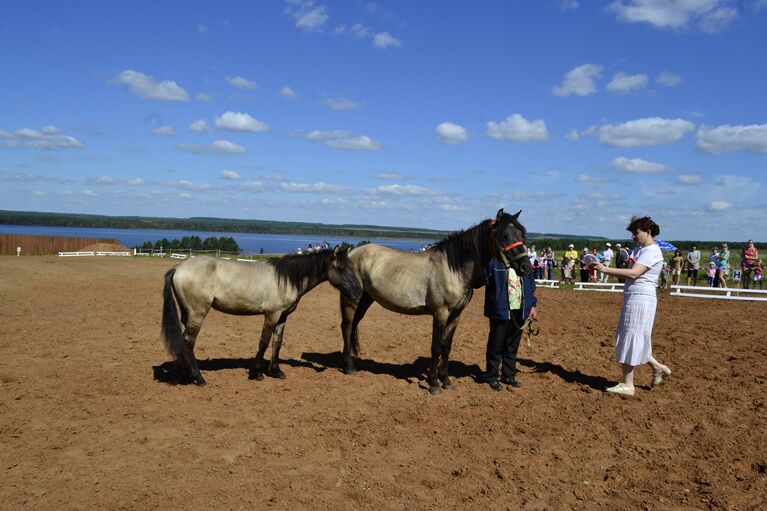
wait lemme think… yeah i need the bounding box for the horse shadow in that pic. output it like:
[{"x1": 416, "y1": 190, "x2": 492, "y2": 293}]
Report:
[
  {"x1": 300, "y1": 352, "x2": 483, "y2": 388},
  {"x1": 152, "y1": 357, "x2": 327, "y2": 385},
  {"x1": 517, "y1": 358, "x2": 612, "y2": 391}
]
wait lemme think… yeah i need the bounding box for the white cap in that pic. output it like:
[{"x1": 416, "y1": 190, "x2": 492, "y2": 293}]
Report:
[
  {"x1": 615, "y1": 243, "x2": 621, "y2": 247},
  {"x1": 568, "y1": 243, "x2": 574, "y2": 248},
  {"x1": 606, "y1": 242, "x2": 611, "y2": 247}
]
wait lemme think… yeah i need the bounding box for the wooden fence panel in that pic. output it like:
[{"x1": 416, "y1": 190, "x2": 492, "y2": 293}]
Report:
[{"x1": 0, "y1": 234, "x2": 120, "y2": 255}]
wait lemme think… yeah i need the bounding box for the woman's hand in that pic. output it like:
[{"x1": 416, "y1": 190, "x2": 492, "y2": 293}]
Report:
[{"x1": 593, "y1": 262, "x2": 604, "y2": 273}]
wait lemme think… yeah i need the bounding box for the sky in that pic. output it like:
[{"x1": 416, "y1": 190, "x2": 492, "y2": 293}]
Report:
[{"x1": 1, "y1": 0, "x2": 766, "y2": 241}]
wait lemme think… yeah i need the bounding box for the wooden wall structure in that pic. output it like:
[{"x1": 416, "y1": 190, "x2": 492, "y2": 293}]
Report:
[{"x1": 0, "y1": 234, "x2": 120, "y2": 255}]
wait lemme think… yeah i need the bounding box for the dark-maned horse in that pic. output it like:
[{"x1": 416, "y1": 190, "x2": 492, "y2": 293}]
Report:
[
  {"x1": 161, "y1": 247, "x2": 362, "y2": 385},
  {"x1": 340, "y1": 209, "x2": 532, "y2": 395}
]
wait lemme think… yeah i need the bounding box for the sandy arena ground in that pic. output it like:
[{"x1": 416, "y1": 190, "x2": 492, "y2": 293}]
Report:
[{"x1": 0, "y1": 256, "x2": 765, "y2": 510}]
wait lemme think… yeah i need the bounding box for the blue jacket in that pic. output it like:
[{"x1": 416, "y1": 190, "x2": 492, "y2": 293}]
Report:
[{"x1": 482, "y1": 258, "x2": 538, "y2": 321}]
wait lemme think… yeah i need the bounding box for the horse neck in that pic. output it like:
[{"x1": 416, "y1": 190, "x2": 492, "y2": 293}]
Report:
[{"x1": 439, "y1": 220, "x2": 493, "y2": 280}]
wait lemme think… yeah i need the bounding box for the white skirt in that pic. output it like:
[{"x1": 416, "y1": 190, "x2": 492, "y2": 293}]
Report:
[{"x1": 615, "y1": 289, "x2": 656, "y2": 365}]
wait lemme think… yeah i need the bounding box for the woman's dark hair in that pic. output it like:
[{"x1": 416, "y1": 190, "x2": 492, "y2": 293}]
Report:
[{"x1": 626, "y1": 216, "x2": 660, "y2": 237}]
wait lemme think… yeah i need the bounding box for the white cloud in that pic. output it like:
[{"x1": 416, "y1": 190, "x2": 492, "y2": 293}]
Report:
[
  {"x1": 225, "y1": 76, "x2": 258, "y2": 90},
  {"x1": 373, "y1": 31, "x2": 401, "y2": 48},
  {"x1": 322, "y1": 98, "x2": 364, "y2": 110},
  {"x1": 657, "y1": 71, "x2": 683, "y2": 87},
  {"x1": 677, "y1": 174, "x2": 702, "y2": 185},
  {"x1": 606, "y1": 72, "x2": 648, "y2": 94},
  {"x1": 176, "y1": 180, "x2": 210, "y2": 191},
  {"x1": 609, "y1": 0, "x2": 738, "y2": 33},
  {"x1": 707, "y1": 201, "x2": 732, "y2": 212},
  {"x1": 189, "y1": 119, "x2": 208, "y2": 133},
  {"x1": 0, "y1": 126, "x2": 85, "y2": 150},
  {"x1": 280, "y1": 86, "x2": 298, "y2": 100},
  {"x1": 566, "y1": 129, "x2": 581, "y2": 141},
  {"x1": 611, "y1": 156, "x2": 667, "y2": 174},
  {"x1": 512, "y1": 192, "x2": 562, "y2": 201},
  {"x1": 215, "y1": 111, "x2": 270, "y2": 132},
  {"x1": 243, "y1": 181, "x2": 265, "y2": 191},
  {"x1": 300, "y1": 130, "x2": 382, "y2": 151},
  {"x1": 486, "y1": 114, "x2": 549, "y2": 142},
  {"x1": 352, "y1": 23, "x2": 371, "y2": 38},
  {"x1": 176, "y1": 143, "x2": 207, "y2": 155},
  {"x1": 577, "y1": 174, "x2": 610, "y2": 184},
  {"x1": 435, "y1": 122, "x2": 469, "y2": 145},
  {"x1": 210, "y1": 140, "x2": 246, "y2": 154},
  {"x1": 220, "y1": 170, "x2": 242, "y2": 180},
  {"x1": 279, "y1": 181, "x2": 349, "y2": 193},
  {"x1": 561, "y1": 0, "x2": 579, "y2": 10},
  {"x1": 196, "y1": 92, "x2": 212, "y2": 102},
  {"x1": 695, "y1": 123, "x2": 767, "y2": 154},
  {"x1": 377, "y1": 172, "x2": 404, "y2": 180},
  {"x1": 112, "y1": 69, "x2": 188, "y2": 102},
  {"x1": 197, "y1": 24, "x2": 208, "y2": 34},
  {"x1": 287, "y1": 0, "x2": 329, "y2": 32},
  {"x1": 588, "y1": 117, "x2": 695, "y2": 147},
  {"x1": 552, "y1": 64, "x2": 603, "y2": 97},
  {"x1": 368, "y1": 184, "x2": 438, "y2": 196},
  {"x1": 151, "y1": 126, "x2": 176, "y2": 137}
]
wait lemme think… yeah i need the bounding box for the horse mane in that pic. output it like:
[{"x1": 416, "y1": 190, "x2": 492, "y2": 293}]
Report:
[
  {"x1": 268, "y1": 250, "x2": 334, "y2": 291},
  {"x1": 432, "y1": 219, "x2": 494, "y2": 274}
]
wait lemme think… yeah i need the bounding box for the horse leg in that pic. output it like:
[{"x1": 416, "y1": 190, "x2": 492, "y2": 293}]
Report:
[
  {"x1": 427, "y1": 312, "x2": 449, "y2": 395},
  {"x1": 438, "y1": 314, "x2": 462, "y2": 390},
  {"x1": 268, "y1": 318, "x2": 288, "y2": 379},
  {"x1": 181, "y1": 323, "x2": 206, "y2": 385},
  {"x1": 340, "y1": 293, "x2": 373, "y2": 374},
  {"x1": 249, "y1": 315, "x2": 277, "y2": 381}
]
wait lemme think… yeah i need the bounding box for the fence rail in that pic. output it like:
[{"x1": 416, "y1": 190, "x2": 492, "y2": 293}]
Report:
[
  {"x1": 573, "y1": 281, "x2": 625, "y2": 293},
  {"x1": 670, "y1": 285, "x2": 767, "y2": 302}
]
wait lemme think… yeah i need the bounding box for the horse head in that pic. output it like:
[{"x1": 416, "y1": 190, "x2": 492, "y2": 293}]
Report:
[
  {"x1": 493, "y1": 208, "x2": 533, "y2": 276},
  {"x1": 328, "y1": 246, "x2": 363, "y2": 301}
]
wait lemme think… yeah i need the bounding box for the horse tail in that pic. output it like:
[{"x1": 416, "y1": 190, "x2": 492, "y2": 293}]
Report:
[{"x1": 161, "y1": 268, "x2": 185, "y2": 361}]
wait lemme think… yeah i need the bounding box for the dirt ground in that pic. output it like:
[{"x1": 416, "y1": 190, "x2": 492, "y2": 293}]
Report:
[{"x1": 1, "y1": 256, "x2": 765, "y2": 510}]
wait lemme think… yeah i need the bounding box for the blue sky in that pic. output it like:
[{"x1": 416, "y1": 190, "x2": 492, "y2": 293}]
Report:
[{"x1": 1, "y1": 1, "x2": 766, "y2": 241}]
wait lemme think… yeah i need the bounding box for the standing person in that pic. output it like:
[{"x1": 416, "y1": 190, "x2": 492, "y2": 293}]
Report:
[
  {"x1": 601, "y1": 243, "x2": 614, "y2": 283},
  {"x1": 563, "y1": 243, "x2": 578, "y2": 284},
  {"x1": 717, "y1": 243, "x2": 730, "y2": 288},
  {"x1": 686, "y1": 244, "x2": 701, "y2": 286},
  {"x1": 671, "y1": 249, "x2": 684, "y2": 286},
  {"x1": 527, "y1": 244, "x2": 537, "y2": 267},
  {"x1": 707, "y1": 262, "x2": 717, "y2": 287},
  {"x1": 741, "y1": 240, "x2": 759, "y2": 289},
  {"x1": 544, "y1": 246, "x2": 555, "y2": 280},
  {"x1": 579, "y1": 248, "x2": 590, "y2": 283},
  {"x1": 591, "y1": 216, "x2": 671, "y2": 396},
  {"x1": 477, "y1": 248, "x2": 538, "y2": 391},
  {"x1": 709, "y1": 247, "x2": 720, "y2": 287},
  {"x1": 754, "y1": 261, "x2": 764, "y2": 289},
  {"x1": 615, "y1": 243, "x2": 630, "y2": 283}
]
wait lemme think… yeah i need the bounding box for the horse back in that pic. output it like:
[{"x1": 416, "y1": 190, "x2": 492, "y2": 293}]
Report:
[
  {"x1": 350, "y1": 244, "x2": 469, "y2": 314},
  {"x1": 173, "y1": 256, "x2": 292, "y2": 315}
]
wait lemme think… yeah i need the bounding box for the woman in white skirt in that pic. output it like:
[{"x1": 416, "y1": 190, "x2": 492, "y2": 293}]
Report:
[{"x1": 592, "y1": 216, "x2": 672, "y2": 396}]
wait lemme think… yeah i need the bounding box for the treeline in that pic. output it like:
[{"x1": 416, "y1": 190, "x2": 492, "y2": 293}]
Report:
[
  {"x1": 0, "y1": 210, "x2": 445, "y2": 240},
  {"x1": 530, "y1": 238, "x2": 756, "y2": 254},
  {"x1": 137, "y1": 236, "x2": 240, "y2": 253}
]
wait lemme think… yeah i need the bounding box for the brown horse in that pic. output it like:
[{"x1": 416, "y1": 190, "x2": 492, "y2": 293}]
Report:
[
  {"x1": 340, "y1": 209, "x2": 532, "y2": 394},
  {"x1": 161, "y1": 247, "x2": 362, "y2": 385}
]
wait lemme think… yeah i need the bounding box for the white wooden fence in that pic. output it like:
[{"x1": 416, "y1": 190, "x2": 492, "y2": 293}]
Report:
[
  {"x1": 535, "y1": 279, "x2": 560, "y2": 289},
  {"x1": 573, "y1": 281, "x2": 625, "y2": 293},
  {"x1": 670, "y1": 285, "x2": 767, "y2": 302},
  {"x1": 58, "y1": 251, "x2": 131, "y2": 257}
]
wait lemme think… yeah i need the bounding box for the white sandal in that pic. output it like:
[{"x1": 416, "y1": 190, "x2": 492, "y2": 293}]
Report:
[
  {"x1": 606, "y1": 383, "x2": 635, "y2": 396},
  {"x1": 651, "y1": 367, "x2": 672, "y2": 387}
]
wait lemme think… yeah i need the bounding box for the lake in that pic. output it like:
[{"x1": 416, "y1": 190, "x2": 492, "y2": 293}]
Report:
[{"x1": 0, "y1": 224, "x2": 436, "y2": 254}]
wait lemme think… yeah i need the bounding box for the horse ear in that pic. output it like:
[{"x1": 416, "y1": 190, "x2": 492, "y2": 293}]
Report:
[
  {"x1": 511, "y1": 209, "x2": 522, "y2": 221},
  {"x1": 496, "y1": 208, "x2": 504, "y2": 221},
  {"x1": 333, "y1": 245, "x2": 340, "y2": 256}
]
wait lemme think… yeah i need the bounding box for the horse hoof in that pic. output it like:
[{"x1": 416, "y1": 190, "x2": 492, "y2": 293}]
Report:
[
  {"x1": 249, "y1": 371, "x2": 264, "y2": 381},
  {"x1": 193, "y1": 375, "x2": 207, "y2": 386},
  {"x1": 343, "y1": 367, "x2": 357, "y2": 375},
  {"x1": 269, "y1": 370, "x2": 286, "y2": 380},
  {"x1": 428, "y1": 385, "x2": 442, "y2": 396},
  {"x1": 442, "y1": 383, "x2": 455, "y2": 391}
]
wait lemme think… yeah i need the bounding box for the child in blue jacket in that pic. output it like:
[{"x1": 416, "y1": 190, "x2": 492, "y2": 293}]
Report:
[{"x1": 477, "y1": 257, "x2": 538, "y2": 391}]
